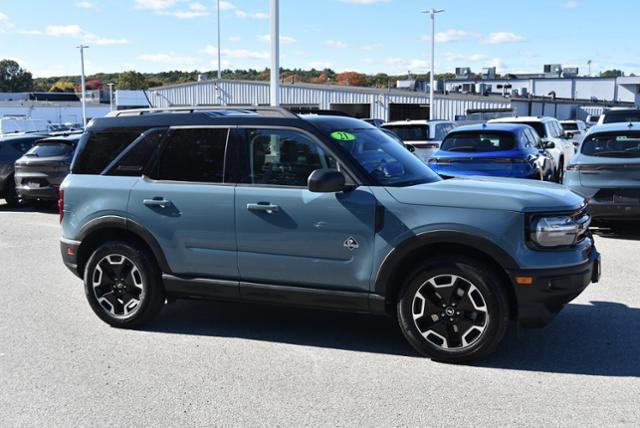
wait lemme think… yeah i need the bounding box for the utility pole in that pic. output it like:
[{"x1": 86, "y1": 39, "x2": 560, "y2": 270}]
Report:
[
  {"x1": 77, "y1": 45, "x2": 89, "y2": 128},
  {"x1": 587, "y1": 59, "x2": 592, "y2": 77},
  {"x1": 270, "y1": 0, "x2": 280, "y2": 106},
  {"x1": 421, "y1": 8, "x2": 444, "y2": 120}
]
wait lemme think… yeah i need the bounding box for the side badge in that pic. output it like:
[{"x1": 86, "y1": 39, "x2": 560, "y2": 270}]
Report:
[{"x1": 343, "y1": 236, "x2": 360, "y2": 251}]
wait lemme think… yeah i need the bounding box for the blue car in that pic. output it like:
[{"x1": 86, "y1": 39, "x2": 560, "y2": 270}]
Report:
[
  {"x1": 564, "y1": 122, "x2": 640, "y2": 220},
  {"x1": 428, "y1": 123, "x2": 555, "y2": 181}
]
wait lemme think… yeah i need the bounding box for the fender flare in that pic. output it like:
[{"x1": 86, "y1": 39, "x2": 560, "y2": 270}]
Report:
[
  {"x1": 77, "y1": 215, "x2": 172, "y2": 273},
  {"x1": 373, "y1": 230, "x2": 519, "y2": 297}
]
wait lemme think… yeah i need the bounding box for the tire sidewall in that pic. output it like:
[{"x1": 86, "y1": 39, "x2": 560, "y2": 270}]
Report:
[
  {"x1": 83, "y1": 241, "x2": 163, "y2": 328},
  {"x1": 397, "y1": 256, "x2": 509, "y2": 363}
]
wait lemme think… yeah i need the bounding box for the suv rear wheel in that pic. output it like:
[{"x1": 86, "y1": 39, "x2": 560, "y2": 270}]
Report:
[
  {"x1": 83, "y1": 241, "x2": 165, "y2": 328},
  {"x1": 397, "y1": 256, "x2": 509, "y2": 363}
]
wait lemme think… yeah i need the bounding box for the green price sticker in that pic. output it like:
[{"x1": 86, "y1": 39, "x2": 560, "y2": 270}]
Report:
[{"x1": 330, "y1": 131, "x2": 357, "y2": 141}]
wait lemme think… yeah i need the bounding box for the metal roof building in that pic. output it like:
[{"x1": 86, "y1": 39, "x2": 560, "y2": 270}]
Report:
[{"x1": 146, "y1": 79, "x2": 513, "y2": 122}]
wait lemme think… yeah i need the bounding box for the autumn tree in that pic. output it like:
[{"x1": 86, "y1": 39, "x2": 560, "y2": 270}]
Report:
[
  {"x1": 336, "y1": 71, "x2": 367, "y2": 86},
  {"x1": 49, "y1": 80, "x2": 77, "y2": 92}
]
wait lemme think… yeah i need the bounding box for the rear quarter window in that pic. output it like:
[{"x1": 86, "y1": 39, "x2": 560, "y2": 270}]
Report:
[{"x1": 72, "y1": 128, "x2": 146, "y2": 174}]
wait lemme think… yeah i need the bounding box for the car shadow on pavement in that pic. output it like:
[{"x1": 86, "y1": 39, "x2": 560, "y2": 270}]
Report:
[
  {"x1": 592, "y1": 223, "x2": 640, "y2": 241},
  {"x1": 147, "y1": 299, "x2": 415, "y2": 356},
  {"x1": 0, "y1": 201, "x2": 57, "y2": 213},
  {"x1": 483, "y1": 301, "x2": 640, "y2": 377}
]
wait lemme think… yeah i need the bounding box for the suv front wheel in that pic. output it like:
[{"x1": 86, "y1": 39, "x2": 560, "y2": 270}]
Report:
[
  {"x1": 397, "y1": 256, "x2": 509, "y2": 363},
  {"x1": 83, "y1": 241, "x2": 165, "y2": 328}
]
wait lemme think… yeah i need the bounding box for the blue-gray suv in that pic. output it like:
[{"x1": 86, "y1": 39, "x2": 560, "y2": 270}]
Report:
[{"x1": 59, "y1": 107, "x2": 601, "y2": 363}]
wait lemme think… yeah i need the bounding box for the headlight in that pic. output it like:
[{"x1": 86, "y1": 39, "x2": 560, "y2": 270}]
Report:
[{"x1": 530, "y1": 216, "x2": 580, "y2": 248}]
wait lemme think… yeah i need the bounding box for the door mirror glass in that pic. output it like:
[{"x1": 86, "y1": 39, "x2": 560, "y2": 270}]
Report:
[
  {"x1": 308, "y1": 169, "x2": 346, "y2": 193},
  {"x1": 544, "y1": 140, "x2": 556, "y2": 149}
]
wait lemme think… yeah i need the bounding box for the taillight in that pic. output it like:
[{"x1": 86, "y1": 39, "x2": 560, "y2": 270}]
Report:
[{"x1": 58, "y1": 188, "x2": 64, "y2": 223}]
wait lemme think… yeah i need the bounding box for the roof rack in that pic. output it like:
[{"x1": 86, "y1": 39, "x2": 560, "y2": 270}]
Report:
[{"x1": 107, "y1": 106, "x2": 299, "y2": 119}]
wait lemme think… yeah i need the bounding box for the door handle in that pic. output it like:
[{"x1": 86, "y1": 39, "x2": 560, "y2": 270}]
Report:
[
  {"x1": 247, "y1": 202, "x2": 280, "y2": 214},
  {"x1": 143, "y1": 198, "x2": 172, "y2": 208}
]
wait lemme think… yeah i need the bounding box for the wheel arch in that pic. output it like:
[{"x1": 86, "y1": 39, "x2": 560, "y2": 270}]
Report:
[
  {"x1": 374, "y1": 231, "x2": 519, "y2": 317},
  {"x1": 76, "y1": 216, "x2": 171, "y2": 277}
]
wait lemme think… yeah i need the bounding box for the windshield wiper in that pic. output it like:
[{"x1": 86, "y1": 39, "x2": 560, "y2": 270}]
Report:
[{"x1": 446, "y1": 146, "x2": 477, "y2": 152}]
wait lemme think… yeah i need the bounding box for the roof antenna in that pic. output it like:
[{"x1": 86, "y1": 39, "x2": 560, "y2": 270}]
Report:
[{"x1": 628, "y1": 122, "x2": 634, "y2": 128}]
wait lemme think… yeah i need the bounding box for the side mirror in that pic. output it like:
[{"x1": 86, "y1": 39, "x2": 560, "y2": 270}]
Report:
[
  {"x1": 405, "y1": 144, "x2": 416, "y2": 153},
  {"x1": 308, "y1": 169, "x2": 346, "y2": 193},
  {"x1": 543, "y1": 140, "x2": 556, "y2": 149}
]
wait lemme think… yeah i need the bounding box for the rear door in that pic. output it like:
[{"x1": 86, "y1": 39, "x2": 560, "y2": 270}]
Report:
[
  {"x1": 127, "y1": 126, "x2": 238, "y2": 279},
  {"x1": 232, "y1": 127, "x2": 377, "y2": 292}
]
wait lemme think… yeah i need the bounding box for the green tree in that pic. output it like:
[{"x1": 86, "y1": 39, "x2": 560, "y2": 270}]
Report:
[
  {"x1": 0, "y1": 59, "x2": 34, "y2": 92},
  {"x1": 49, "y1": 80, "x2": 77, "y2": 92},
  {"x1": 116, "y1": 71, "x2": 149, "y2": 90},
  {"x1": 600, "y1": 69, "x2": 624, "y2": 78}
]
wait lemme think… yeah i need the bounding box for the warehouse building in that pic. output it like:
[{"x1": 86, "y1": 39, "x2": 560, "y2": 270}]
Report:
[{"x1": 146, "y1": 79, "x2": 624, "y2": 122}]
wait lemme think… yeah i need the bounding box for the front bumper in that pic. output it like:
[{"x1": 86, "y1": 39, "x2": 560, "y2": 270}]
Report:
[
  {"x1": 590, "y1": 201, "x2": 640, "y2": 220},
  {"x1": 60, "y1": 238, "x2": 81, "y2": 278},
  {"x1": 507, "y1": 248, "x2": 601, "y2": 328}
]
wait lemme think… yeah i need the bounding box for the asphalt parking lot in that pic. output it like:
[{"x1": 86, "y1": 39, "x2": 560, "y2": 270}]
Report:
[{"x1": 0, "y1": 203, "x2": 638, "y2": 426}]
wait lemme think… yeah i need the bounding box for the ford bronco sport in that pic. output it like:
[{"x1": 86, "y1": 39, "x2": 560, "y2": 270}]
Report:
[{"x1": 60, "y1": 107, "x2": 600, "y2": 363}]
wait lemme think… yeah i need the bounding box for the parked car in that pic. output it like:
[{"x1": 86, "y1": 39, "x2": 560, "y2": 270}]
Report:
[
  {"x1": 380, "y1": 128, "x2": 416, "y2": 153},
  {"x1": 59, "y1": 107, "x2": 600, "y2": 364},
  {"x1": 0, "y1": 133, "x2": 48, "y2": 207},
  {"x1": 586, "y1": 115, "x2": 601, "y2": 128},
  {"x1": 560, "y1": 120, "x2": 587, "y2": 148},
  {"x1": 489, "y1": 116, "x2": 576, "y2": 182},
  {"x1": 597, "y1": 108, "x2": 640, "y2": 125},
  {"x1": 14, "y1": 133, "x2": 81, "y2": 203},
  {"x1": 380, "y1": 120, "x2": 456, "y2": 161},
  {"x1": 363, "y1": 118, "x2": 385, "y2": 128},
  {"x1": 564, "y1": 122, "x2": 640, "y2": 220},
  {"x1": 428, "y1": 124, "x2": 555, "y2": 181}
]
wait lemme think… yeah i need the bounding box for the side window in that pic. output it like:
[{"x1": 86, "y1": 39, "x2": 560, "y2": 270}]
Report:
[
  {"x1": 434, "y1": 124, "x2": 446, "y2": 140},
  {"x1": 108, "y1": 129, "x2": 168, "y2": 176},
  {"x1": 11, "y1": 139, "x2": 36, "y2": 153},
  {"x1": 242, "y1": 129, "x2": 336, "y2": 186},
  {"x1": 153, "y1": 128, "x2": 228, "y2": 183},
  {"x1": 73, "y1": 128, "x2": 145, "y2": 174}
]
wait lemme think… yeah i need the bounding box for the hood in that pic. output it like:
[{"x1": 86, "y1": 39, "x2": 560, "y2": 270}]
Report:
[{"x1": 385, "y1": 176, "x2": 584, "y2": 213}]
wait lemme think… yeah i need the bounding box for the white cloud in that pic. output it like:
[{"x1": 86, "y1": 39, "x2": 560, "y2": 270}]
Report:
[
  {"x1": 45, "y1": 24, "x2": 84, "y2": 37},
  {"x1": 325, "y1": 40, "x2": 348, "y2": 49},
  {"x1": 202, "y1": 45, "x2": 269, "y2": 60},
  {"x1": 134, "y1": 0, "x2": 176, "y2": 10},
  {"x1": 42, "y1": 24, "x2": 128, "y2": 45},
  {"x1": 0, "y1": 12, "x2": 8, "y2": 21},
  {"x1": 159, "y1": 9, "x2": 210, "y2": 18},
  {"x1": 219, "y1": 1, "x2": 236, "y2": 10},
  {"x1": 257, "y1": 34, "x2": 296, "y2": 44},
  {"x1": 85, "y1": 35, "x2": 129, "y2": 46},
  {"x1": 234, "y1": 9, "x2": 268, "y2": 19},
  {"x1": 443, "y1": 52, "x2": 487, "y2": 62},
  {"x1": 562, "y1": 1, "x2": 579, "y2": 8},
  {"x1": 139, "y1": 52, "x2": 195, "y2": 64},
  {"x1": 361, "y1": 43, "x2": 383, "y2": 51},
  {"x1": 422, "y1": 29, "x2": 481, "y2": 43},
  {"x1": 229, "y1": 36, "x2": 241, "y2": 42},
  {"x1": 252, "y1": 12, "x2": 268, "y2": 19},
  {"x1": 76, "y1": 1, "x2": 95, "y2": 9},
  {"x1": 485, "y1": 32, "x2": 525, "y2": 44}
]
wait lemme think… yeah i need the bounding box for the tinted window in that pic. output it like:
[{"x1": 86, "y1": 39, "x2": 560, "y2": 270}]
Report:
[
  {"x1": 381, "y1": 125, "x2": 429, "y2": 141},
  {"x1": 499, "y1": 122, "x2": 546, "y2": 138},
  {"x1": 603, "y1": 110, "x2": 640, "y2": 124},
  {"x1": 25, "y1": 142, "x2": 73, "y2": 157},
  {"x1": 331, "y1": 128, "x2": 440, "y2": 186},
  {"x1": 561, "y1": 122, "x2": 578, "y2": 131},
  {"x1": 440, "y1": 132, "x2": 516, "y2": 152},
  {"x1": 434, "y1": 124, "x2": 451, "y2": 140},
  {"x1": 154, "y1": 128, "x2": 228, "y2": 183},
  {"x1": 242, "y1": 129, "x2": 335, "y2": 186},
  {"x1": 108, "y1": 129, "x2": 167, "y2": 176},
  {"x1": 582, "y1": 133, "x2": 640, "y2": 158},
  {"x1": 10, "y1": 138, "x2": 38, "y2": 153},
  {"x1": 73, "y1": 129, "x2": 145, "y2": 174}
]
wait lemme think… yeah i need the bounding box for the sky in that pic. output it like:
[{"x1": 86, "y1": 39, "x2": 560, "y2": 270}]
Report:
[{"x1": 0, "y1": 0, "x2": 638, "y2": 78}]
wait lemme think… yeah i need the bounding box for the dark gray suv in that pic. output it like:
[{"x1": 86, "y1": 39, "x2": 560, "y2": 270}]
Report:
[{"x1": 0, "y1": 133, "x2": 47, "y2": 207}]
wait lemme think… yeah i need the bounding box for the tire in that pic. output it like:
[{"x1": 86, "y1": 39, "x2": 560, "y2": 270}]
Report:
[
  {"x1": 3, "y1": 176, "x2": 21, "y2": 208},
  {"x1": 555, "y1": 158, "x2": 564, "y2": 183},
  {"x1": 397, "y1": 255, "x2": 510, "y2": 363},
  {"x1": 83, "y1": 240, "x2": 165, "y2": 328}
]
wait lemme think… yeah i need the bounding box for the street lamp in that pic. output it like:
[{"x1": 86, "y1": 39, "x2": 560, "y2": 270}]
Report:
[
  {"x1": 217, "y1": 0, "x2": 222, "y2": 80},
  {"x1": 270, "y1": 0, "x2": 280, "y2": 106},
  {"x1": 77, "y1": 45, "x2": 89, "y2": 128},
  {"x1": 421, "y1": 8, "x2": 445, "y2": 120}
]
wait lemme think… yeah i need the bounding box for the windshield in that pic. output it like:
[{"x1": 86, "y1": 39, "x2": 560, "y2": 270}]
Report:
[
  {"x1": 582, "y1": 133, "x2": 640, "y2": 158},
  {"x1": 602, "y1": 110, "x2": 640, "y2": 124},
  {"x1": 26, "y1": 142, "x2": 74, "y2": 157},
  {"x1": 330, "y1": 128, "x2": 441, "y2": 186},
  {"x1": 441, "y1": 132, "x2": 516, "y2": 152},
  {"x1": 381, "y1": 125, "x2": 430, "y2": 141},
  {"x1": 561, "y1": 123, "x2": 578, "y2": 131}
]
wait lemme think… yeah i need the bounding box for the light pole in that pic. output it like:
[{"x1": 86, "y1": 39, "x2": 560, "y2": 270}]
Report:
[
  {"x1": 77, "y1": 45, "x2": 89, "y2": 128},
  {"x1": 587, "y1": 59, "x2": 592, "y2": 77},
  {"x1": 107, "y1": 83, "x2": 115, "y2": 112},
  {"x1": 217, "y1": 0, "x2": 222, "y2": 80},
  {"x1": 421, "y1": 8, "x2": 444, "y2": 120},
  {"x1": 270, "y1": 0, "x2": 280, "y2": 106}
]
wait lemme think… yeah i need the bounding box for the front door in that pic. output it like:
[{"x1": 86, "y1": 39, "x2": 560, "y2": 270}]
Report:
[
  {"x1": 127, "y1": 127, "x2": 237, "y2": 279},
  {"x1": 233, "y1": 128, "x2": 377, "y2": 291}
]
